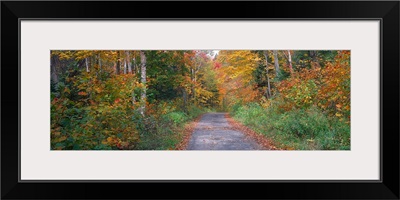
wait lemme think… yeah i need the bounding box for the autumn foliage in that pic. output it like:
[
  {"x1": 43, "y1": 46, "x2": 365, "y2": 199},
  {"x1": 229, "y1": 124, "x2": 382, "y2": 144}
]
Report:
[
  {"x1": 217, "y1": 50, "x2": 351, "y2": 150},
  {"x1": 276, "y1": 51, "x2": 350, "y2": 121},
  {"x1": 51, "y1": 50, "x2": 220, "y2": 150},
  {"x1": 51, "y1": 50, "x2": 350, "y2": 150}
]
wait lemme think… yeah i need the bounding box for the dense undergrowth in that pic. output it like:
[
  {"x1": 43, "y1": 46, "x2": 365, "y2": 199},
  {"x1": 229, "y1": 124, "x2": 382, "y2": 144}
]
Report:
[
  {"x1": 51, "y1": 61, "x2": 211, "y2": 150},
  {"x1": 134, "y1": 105, "x2": 210, "y2": 150},
  {"x1": 232, "y1": 103, "x2": 350, "y2": 150},
  {"x1": 229, "y1": 51, "x2": 351, "y2": 150},
  {"x1": 52, "y1": 92, "x2": 208, "y2": 150}
]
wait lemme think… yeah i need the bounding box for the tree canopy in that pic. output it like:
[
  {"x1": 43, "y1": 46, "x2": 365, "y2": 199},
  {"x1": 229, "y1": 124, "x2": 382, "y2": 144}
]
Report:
[{"x1": 51, "y1": 50, "x2": 350, "y2": 150}]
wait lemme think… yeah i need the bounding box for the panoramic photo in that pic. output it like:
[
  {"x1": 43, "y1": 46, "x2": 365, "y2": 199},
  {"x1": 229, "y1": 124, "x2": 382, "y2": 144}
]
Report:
[{"x1": 51, "y1": 50, "x2": 350, "y2": 150}]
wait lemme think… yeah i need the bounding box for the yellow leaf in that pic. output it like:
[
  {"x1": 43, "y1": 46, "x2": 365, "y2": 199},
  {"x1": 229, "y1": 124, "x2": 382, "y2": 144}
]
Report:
[
  {"x1": 64, "y1": 87, "x2": 70, "y2": 94},
  {"x1": 53, "y1": 131, "x2": 61, "y2": 136},
  {"x1": 57, "y1": 136, "x2": 67, "y2": 142}
]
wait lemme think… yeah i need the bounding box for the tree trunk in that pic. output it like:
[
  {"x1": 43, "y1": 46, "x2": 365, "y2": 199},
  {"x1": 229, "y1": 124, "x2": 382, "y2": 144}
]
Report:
[
  {"x1": 134, "y1": 51, "x2": 139, "y2": 74},
  {"x1": 124, "y1": 57, "x2": 127, "y2": 74},
  {"x1": 116, "y1": 52, "x2": 120, "y2": 75},
  {"x1": 140, "y1": 50, "x2": 147, "y2": 116},
  {"x1": 133, "y1": 57, "x2": 137, "y2": 74},
  {"x1": 126, "y1": 51, "x2": 132, "y2": 74},
  {"x1": 191, "y1": 68, "x2": 195, "y2": 101},
  {"x1": 119, "y1": 51, "x2": 123, "y2": 74},
  {"x1": 50, "y1": 54, "x2": 59, "y2": 84},
  {"x1": 288, "y1": 50, "x2": 293, "y2": 74},
  {"x1": 98, "y1": 53, "x2": 101, "y2": 70},
  {"x1": 273, "y1": 50, "x2": 280, "y2": 77},
  {"x1": 263, "y1": 51, "x2": 271, "y2": 98},
  {"x1": 85, "y1": 57, "x2": 89, "y2": 72}
]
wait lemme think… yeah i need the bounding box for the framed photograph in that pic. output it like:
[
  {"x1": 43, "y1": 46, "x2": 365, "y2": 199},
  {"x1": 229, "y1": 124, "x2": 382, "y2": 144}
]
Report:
[{"x1": 2, "y1": 1, "x2": 399, "y2": 199}]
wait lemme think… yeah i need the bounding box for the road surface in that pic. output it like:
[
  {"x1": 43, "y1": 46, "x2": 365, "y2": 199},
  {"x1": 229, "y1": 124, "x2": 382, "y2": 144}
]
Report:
[{"x1": 187, "y1": 113, "x2": 262, "y2": 150}]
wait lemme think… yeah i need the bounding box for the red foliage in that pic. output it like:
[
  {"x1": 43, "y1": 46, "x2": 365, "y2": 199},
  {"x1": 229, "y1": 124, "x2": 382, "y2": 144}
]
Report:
[{"x1": 214, "y1": 62, "x2": 222, "y2": 69}]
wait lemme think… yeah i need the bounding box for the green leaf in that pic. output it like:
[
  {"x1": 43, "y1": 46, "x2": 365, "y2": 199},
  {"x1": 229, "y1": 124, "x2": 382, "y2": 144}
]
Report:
[{"x1": 73, "y1": 144, "x2": 81, "y2": 150}]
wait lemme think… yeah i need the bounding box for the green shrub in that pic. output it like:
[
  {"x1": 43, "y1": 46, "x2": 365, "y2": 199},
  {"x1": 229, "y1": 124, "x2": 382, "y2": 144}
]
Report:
[
  {"x1": 163, "y1": 111, "x2": 188, "y2": 125},
  {"x1": 186, "y1": 105, "x2": 203, "y2": 119},
  {"x1": 135, "y1": 103, "x2": 207, "y2": 150},
  {"x1": 232, "y1": 103, "x2": 350, "y2": 150}
]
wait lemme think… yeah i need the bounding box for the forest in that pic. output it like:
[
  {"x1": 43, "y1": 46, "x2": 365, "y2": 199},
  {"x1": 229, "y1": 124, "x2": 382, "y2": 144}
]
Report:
[{"x1": 51, "y1": 50, "x2": 350, "y2": 150}]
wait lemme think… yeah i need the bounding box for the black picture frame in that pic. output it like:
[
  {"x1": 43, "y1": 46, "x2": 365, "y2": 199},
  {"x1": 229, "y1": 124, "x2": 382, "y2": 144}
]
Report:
[{"x1": 2, "y1": 1, "x2": 399, "y2": 199}]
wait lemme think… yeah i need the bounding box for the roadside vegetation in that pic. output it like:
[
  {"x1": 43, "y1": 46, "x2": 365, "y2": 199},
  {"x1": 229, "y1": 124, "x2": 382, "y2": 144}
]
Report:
[{"x1": 51, "y1": 50, "x2": 350, "y2": 150}]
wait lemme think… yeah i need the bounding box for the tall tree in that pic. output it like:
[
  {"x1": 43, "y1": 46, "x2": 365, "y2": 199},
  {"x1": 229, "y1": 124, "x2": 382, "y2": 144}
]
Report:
[
  {"x1": 98, "y1": 52, "x2": 102, "y2": 70},
  {"x1": 119, "y1": 51, "x2": 123, "y2": 74},
  {"x1": 263, "y1": 51, "x2": 271, "y2": 98},
  {"x1": 123, "y1": 55, "x2": 127, "y2": 74},
  {"x1": 288, "y1": 50, "x2": 293, "y2": 74},
  {"x1": 140, "y1": 50, "x2": 147, "y2": 116},
  {"x1": 116, "y1": 51, "x2": 121, "y2": 75},
  {"x1": 216, "y1": 50, "x2": 260, "y2": 107},
  {"x1": 133, "y1": 52, "x2": 137, "y2": 74},
  {"x1": 273, "y1": 50, "x2": 280, "y2": 76},
  {"x1": 50, "y1": 54, "x2": 59, "y2": 84},
  {"x1": 85, "y1": 57, "x2": 89, "y2": 72},
  {"x1": 126, "y1": 51, "x2": 132, "y2": 74}
]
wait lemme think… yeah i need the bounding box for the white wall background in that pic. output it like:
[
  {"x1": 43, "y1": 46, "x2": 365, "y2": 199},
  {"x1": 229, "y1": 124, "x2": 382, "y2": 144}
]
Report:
[{"x1": 21, "y1": 21, "x2": 380, "y2": 180}]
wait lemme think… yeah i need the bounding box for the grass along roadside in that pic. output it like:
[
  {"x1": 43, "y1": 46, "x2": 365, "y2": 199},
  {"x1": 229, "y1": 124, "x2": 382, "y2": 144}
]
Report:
[
  {"x1": 135, "y1": 106, "x2": 210, "y2": 150},
  {"x1": 224, "y1": 113, "x2": 278, "y2": 150},
  {"x1": 231, "y1": 103, "x2": 350, "y2": 150}
]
